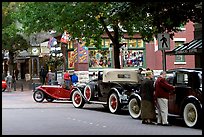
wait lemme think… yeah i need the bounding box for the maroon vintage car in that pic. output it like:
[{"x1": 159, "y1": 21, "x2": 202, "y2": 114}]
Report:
[
  {"x1": 166, "y1": 68, "x2": 202, "y2": 128},
  {"x1": 33, "y1": 84, "x2": 76, "y2": 102}
]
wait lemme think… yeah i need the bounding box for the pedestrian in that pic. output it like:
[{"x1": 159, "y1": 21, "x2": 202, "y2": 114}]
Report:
[
  {"x1": 140, "y1": 71, "x2": 156, "y2": 124},
  {"x1": 71, "y1": 72, "x2": 78, "y2": 86},
  {"x1": 14, "y1": 69, "x2": 19, "y2": 80},
  {"x1": 154, "y1": 71, "x2": 175, "y2": 126},
  {"x1": 64, "y1": 70, "x2": 71, "y2": 90},
  {"x1": 40, "y1": 66, "x2": 47, "y2": 85},
  {"x1": 46, "y1": 70, "x2": 53, "y2": 85},
  {"x1": 5, "y1": 72, "x2": 12, "y2": 92}
]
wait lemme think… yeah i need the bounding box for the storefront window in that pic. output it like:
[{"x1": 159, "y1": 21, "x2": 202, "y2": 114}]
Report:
[
  {"x1": 122, "y1": 50, "x2": 144, "y2": 68},
  {"x1": 89, "y1": 49, "x2": 112, "y2": 68},
  {"x1": 128, "y1": 39, "x2": 137, "y2": 48},
  {"x1": 101, "y1": 39, "x2": 111, "y2": 47},
  {"x1": 175, "y1": 41, "x2": 185, "y2": 62},
  {"x1": 137, "y1": 39, "x2": 144, "y2": 48}
]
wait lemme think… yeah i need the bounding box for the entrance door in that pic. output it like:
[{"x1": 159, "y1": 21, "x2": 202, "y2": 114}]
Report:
[{"x1": 20, "y1": 62, "x2": 26, "y2": 79}]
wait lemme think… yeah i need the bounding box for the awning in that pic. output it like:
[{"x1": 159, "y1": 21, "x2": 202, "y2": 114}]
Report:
[{"x1": 166, "y1": 39, "x2": 202, "y2": 55}]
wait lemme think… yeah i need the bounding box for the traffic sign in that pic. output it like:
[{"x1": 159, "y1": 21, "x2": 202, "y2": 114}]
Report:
[{"x1": 158, "y1": 33, "x2": 170, "y2": 50}]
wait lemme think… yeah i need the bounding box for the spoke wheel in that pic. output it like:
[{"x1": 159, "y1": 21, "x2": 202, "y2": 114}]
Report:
[
  {"x1": 72, "y1": 90, "x2": 85, "y2": 108},
  {"x1": 183, "y1": 102, "x2": 200, "y2": 128},
  {"x1": 108, "y1": 93, "x2": 120, "y2": 114},
  {"x1": 33, "y1": 90, "x2": 45, "y2": 102},
  {"x1": 128, "y1": 97, "x2": 141, "y2": 119},
  {"x1": 84, "y1": 85, "x2": 92, "y2": 101}
]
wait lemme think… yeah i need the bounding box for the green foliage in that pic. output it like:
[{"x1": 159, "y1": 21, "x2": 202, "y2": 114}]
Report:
[
  {"x1": 6, "y1": 2, "x2": 202, "y2": 68},
  {"x1": 2, "y1": 2, "x2": 30, "y2": 51}
]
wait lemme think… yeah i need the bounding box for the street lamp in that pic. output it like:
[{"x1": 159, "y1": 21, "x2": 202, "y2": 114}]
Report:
[{"x1": 50, "y1": 41, "x2": 63, "y2": 85}]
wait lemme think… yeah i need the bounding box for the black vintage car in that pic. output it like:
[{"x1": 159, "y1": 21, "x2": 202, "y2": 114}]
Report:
[
  {"x1": 166, "y1": 68, "x2": 202, "y2": 128},
  {"x1": 71, "y1": 69, "x2": 141, "y2": 116}
]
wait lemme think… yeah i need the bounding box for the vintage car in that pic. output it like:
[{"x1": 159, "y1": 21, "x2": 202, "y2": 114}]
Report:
[
  {"x1": 33, "y1": 84, "x2": 79, "y2": 102},
  {"x1": 71, "y1": 69, "x2": 141, "y2": 116},
  {"x1": 166, "y1": 68, "x2": 202, "y2": 128},
  {"x1": 2, "y1": 80, "x2": 7, "y2": 92}
]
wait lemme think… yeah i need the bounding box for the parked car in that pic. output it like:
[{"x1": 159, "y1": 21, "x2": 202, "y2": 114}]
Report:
[
  {"x1": 2, "y1": 80, "x2": 7, "y2": 92},
  {"x1": 71, "y1": 69, "x2": 141, "y2": 116},
  {"x1": 166, "y1": 68, "x2": 202, "y2": 128},
  {"x1": 33, "y1": 84, "x2": 78, "y2": 103}
]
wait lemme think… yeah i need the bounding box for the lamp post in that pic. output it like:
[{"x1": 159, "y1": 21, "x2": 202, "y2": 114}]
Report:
[{"x1": 50, "y1": 41, "x2": 63, "y2": 85}]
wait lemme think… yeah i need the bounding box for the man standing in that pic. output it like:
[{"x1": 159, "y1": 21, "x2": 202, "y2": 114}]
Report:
[
  {"x1": 71, "y1": 72, "x2": 78, "y2": 86},
  {"x1": 40, "y1": 66, "x2": 47, "y2": 85},
  {"x1": 154, "y1": 71, "x2": 175, "y2": 126},
  {"x1": 63, "y1": 70, "x2": 71, "y2": 89}
]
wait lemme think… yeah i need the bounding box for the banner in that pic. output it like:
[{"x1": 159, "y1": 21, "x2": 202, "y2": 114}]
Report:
[
  {"x1": 47, "y1": 37, "x2": 57, "y2": 48},
  {"x1": 60, "y1": 31, "x2": 70, "y2": 44}
]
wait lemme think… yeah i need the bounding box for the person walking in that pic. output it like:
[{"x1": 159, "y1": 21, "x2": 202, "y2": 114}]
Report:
[
  {"x1": 140, "y1": 71, "x2": 156, "y2": 124},
  {"x1": 64, "y1": 70, "x2": 71, "y2": 90},
  {"x1": 154, "y1": 71, "x2": 175, "y2": 126}
]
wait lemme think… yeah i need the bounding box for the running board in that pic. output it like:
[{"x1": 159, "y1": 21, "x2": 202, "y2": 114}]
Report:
[{"x1": 87, "y1": 101, "x2": 107, "y2": 105}]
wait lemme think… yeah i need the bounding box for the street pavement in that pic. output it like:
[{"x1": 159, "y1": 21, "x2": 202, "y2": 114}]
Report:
[{"x1": 2, "y1": 90, "x2": 202, "y2": 135}]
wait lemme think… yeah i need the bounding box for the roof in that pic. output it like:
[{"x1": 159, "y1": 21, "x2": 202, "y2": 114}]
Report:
[
  {"x1": 167, "y1": 68, "x2": 202, "y2": 73},
  {"x1": 102, "y1": 69, "x2": 139, "y2": 83},
  {"x1": 166, "y1": 39, "x2": 202, "y2": 55}
]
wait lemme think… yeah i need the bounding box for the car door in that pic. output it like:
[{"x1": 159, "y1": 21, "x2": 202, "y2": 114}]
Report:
[{"x1": 168, "y1": 71, "x2": 189, "y2": 115}]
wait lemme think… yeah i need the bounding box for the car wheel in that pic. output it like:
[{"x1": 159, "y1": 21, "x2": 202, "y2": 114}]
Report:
[
  {"x1": 72, "y1": 89, "x2": 85, "y2": 108},
  {"x1": 33, "y1": 90, "x2": 45, "y2": 102},
  {"x1": 128, "y1": 97, "x2": 141, "y2": 119},
  {"x1": 84, "y1": 85, "x2": 93, "y2": 101},
  {"x1": 108, "y1": 92, "x2": 121, "y2": 114},
  {"x1": 183, "y1": 102, "x2": 200, "y2": 128}
]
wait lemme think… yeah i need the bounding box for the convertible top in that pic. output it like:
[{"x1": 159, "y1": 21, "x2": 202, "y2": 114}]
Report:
[{"x1": 102, "y1": 69, "x2": 139, "y2": 83}]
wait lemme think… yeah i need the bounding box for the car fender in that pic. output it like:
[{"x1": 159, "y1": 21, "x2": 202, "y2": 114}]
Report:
[
  {"x1": 128, "y1": 92, "x2": 141, "y2": 102},
  {"x1": 109, "y1": 87, "x2": 127, "y2": 104},
  {"x1": 181, "y1": 95, "x2": 202, "y2": 115},
  {"x1": 71, "y1": 86, "x2": 89, "y2": 103},
  {"x1": 34, "y1": 86, "x2": 55, "y2": 98}
]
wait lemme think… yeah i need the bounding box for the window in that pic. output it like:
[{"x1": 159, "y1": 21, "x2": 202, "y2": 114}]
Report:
[
  {"x1": 89, "y1": 49, "x2": 112, "y2": 68},
  {"x1": 101, "y1": 39, "x2": 111, "y2": 47},
  {"x1": 128, "y1": 39, "x2": 144, "y2": 48},
  {"x1": 175, "y1": 41, "x2": 185, "y2": 62},
  {"x1": 137, "y1": 39, "x2": 144, "y2": 48},
  {"x1": 128, "y1": 39, "x2": 137, "y2": 48},
  {"x1": 122, "y1": 50, "x2": 144, "y2": 68}
]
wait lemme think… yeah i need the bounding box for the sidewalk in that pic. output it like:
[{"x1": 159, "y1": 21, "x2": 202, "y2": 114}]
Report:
[{"x1": 10, "y1": 79, "x2": 41, "y2": 92}]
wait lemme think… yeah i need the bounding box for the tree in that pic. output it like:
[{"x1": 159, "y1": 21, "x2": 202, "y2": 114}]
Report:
[
  {"x1": 12, "y1": 2, "x2": 202, "y2": 68},
  {"x1": 2, "y1": 2, "x2": 30, "y2": 75}
]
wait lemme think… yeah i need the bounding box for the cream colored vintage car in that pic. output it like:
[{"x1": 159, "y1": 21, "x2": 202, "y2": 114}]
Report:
[{"x1": 71, "y1": 69, "x2": 141, "y2": 117}]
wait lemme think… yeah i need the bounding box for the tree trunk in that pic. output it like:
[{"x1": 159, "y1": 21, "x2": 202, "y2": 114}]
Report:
[
  {"x1": 8, "y1": 50, "x2": 14, "y2": 76},
  {"x1": 113, "y1": 44, "x2": 120, "y2": 68},
  {"x1": 61, "y1": 43, "x2": 67, "y2": 72}
]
